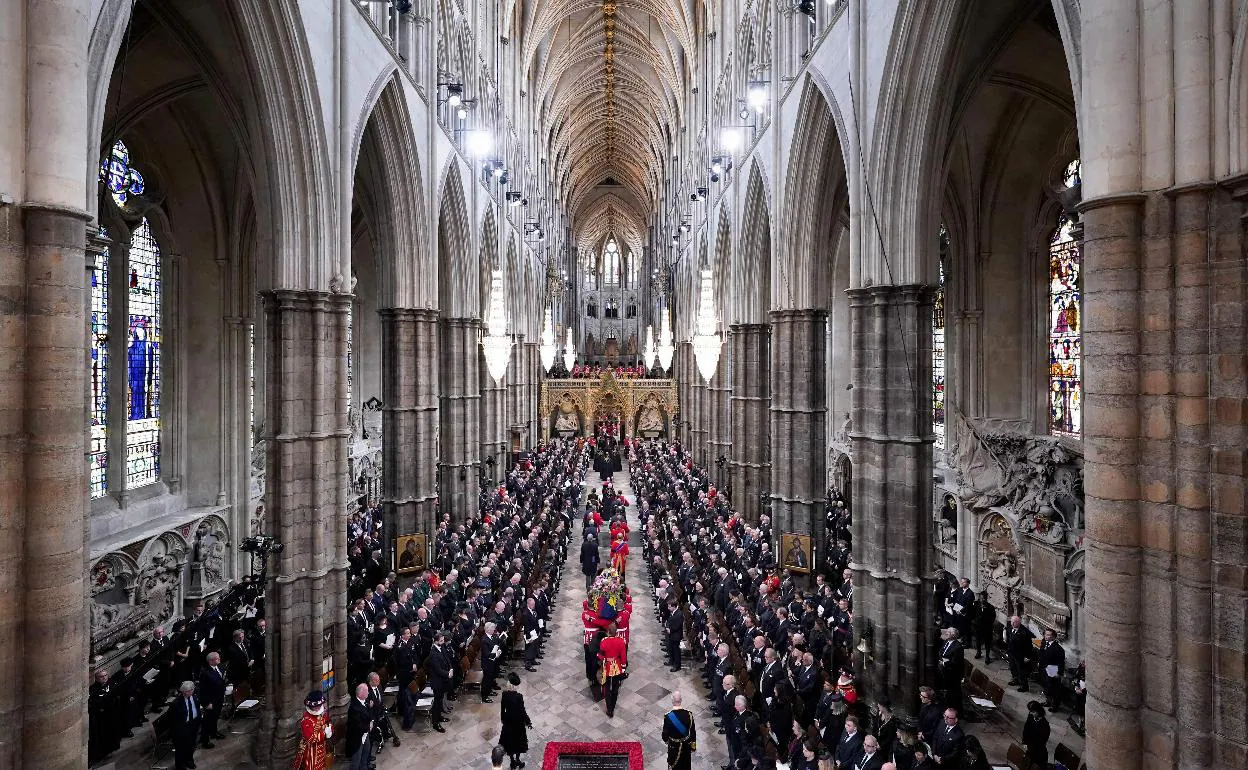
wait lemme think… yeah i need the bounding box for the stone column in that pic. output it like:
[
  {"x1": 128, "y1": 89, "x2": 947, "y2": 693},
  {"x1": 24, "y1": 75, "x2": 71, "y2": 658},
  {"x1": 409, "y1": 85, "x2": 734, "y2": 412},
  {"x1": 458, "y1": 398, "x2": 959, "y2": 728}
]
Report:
[
  {"x1": 3, "y1": 2, "x2": 93, "y2": 767},
  {"x1": 438, "y1": 317, "x2": 481, "y2": 521},
  {"x1": 768, "y1": 309, "x2": 827, "y2": 555},
  {"x1": 260, "y1": 290, "x2": 351, "y2": 761},
  {"x1": 690, "y1": 363, "x2": 708, "y2": 469},
  {"x1": 479, "y1": 344, "x2": 507, "y2": 484},
  {"x1": 380, "y1": 308, "x2": 439, "y2": 541},
  {"x1": 707, "y1": 338, "x2": 731, "y2": 484},
  {"x1": 729, "y1": 324, "x2": 770, "y2": 522},
  {"x1": 525, "y1": 341, "x2": 541, "y2": 447},
  {"x1": 846, "y1": 286, "x2": 934, "y2": 709}
]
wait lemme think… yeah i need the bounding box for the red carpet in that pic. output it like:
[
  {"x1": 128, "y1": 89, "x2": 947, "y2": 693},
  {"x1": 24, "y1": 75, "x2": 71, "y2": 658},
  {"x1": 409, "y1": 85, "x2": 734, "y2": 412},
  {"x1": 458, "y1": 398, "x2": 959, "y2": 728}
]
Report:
[{"x1": 540, "y1": 741, "x2": 643, "y2": 770}]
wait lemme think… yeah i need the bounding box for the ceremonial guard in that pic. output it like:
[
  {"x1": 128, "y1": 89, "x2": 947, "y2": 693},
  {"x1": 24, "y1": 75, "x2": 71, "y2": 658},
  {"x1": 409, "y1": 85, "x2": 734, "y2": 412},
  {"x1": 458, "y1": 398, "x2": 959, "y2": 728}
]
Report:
[
  {"x1": 597, "y1": 622, "x2": 628, "y2": 718},
  {"x1": 610, "y1": 532, "x2": 629, "y2": 574},
  {"x1": 293, "y1": 690, "x2": 332, "y2": 770},
  {"x1": 662, "y1": 693, "x2": 697, "y2": 770}
]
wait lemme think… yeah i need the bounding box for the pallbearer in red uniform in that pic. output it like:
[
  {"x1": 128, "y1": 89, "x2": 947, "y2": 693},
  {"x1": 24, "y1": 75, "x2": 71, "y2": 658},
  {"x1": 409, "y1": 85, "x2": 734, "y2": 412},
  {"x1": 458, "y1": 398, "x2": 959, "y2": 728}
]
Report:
[
  {"x1": 597, "y1": 623, "x2": 628, "y2": 718},
  {"x1": 294, "y1": 690, "x2": 332, "y2": 770}
]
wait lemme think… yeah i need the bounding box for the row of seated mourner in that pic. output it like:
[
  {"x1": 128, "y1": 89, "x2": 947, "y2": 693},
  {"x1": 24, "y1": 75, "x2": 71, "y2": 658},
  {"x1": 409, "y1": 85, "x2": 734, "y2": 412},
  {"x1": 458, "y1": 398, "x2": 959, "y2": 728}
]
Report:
[{"x1": 87, "y1": 437, "x2": 1084, "y2": 770}]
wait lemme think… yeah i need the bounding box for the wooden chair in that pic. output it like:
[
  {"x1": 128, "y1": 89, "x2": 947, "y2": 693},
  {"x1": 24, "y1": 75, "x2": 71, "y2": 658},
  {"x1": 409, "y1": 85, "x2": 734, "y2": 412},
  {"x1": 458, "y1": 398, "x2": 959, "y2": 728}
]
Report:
[
  {"x1": 1005, "y1": 742, "x2": 1032, "y2": 770},
  {"x1": 1054, "y1": 742, "x2": 1081, "y2": 770}
]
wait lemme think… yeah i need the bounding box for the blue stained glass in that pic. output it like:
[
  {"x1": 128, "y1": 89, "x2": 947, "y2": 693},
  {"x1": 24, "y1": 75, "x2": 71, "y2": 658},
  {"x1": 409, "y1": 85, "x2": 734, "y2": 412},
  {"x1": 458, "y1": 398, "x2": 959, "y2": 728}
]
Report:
[
  {"x1": 126, "y1": 218, "x2": 161, "y2": 487},
  {"x1": 90, "y1": 229, "x2": 110, "y2": 498},
  {"x1": 99, "y1": 140, "x2": 146, "y2": 206}
]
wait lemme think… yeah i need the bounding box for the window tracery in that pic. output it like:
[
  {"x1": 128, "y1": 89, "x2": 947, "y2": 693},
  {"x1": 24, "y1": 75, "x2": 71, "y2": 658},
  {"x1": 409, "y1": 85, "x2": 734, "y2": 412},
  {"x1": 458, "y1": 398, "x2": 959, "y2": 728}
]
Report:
[{"x1": 1049, "y1": 160, "x2": 1082, "y2": 437}]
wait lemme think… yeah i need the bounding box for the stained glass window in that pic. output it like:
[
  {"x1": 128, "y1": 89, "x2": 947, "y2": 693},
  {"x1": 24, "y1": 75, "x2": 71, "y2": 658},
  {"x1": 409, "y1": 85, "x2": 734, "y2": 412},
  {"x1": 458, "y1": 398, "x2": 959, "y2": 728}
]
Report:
[
  {"x1": 346, "y1": 304, "x2": 354, "y2": 406},
  {"x1": 125, "y1": 218, "x2": 161, "y2": 487},
  {"x1": 99, "y1": 140, "x2": 146, "y2": 206},
  {"x1": 90, "y1": 229, "x2": 111, "y2": 498},
  {"x1": 1049, "y1": 213, "x2": 1082, "y2": 436},
  {"x1": 603, "y1": 239, "x2": 620, "y2": 287},
  {"x1": 933, "y1": 225, "x2": 948, "y2": 448}
]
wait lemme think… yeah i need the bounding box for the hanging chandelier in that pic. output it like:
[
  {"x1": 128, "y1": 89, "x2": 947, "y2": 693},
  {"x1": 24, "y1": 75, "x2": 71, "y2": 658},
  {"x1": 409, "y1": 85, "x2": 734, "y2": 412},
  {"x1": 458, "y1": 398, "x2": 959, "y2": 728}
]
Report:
[
  {"x1": 563, "y1": 327, "x2": 576, "y2": 373},
  {"x1": 657, "y1": 310, "x2": 674, "y2": 371},
  {"x1": 480, "y1": 268, "x2": 512, "y2": 383},
  {"x1": 644, "y1": 325, "x2": 658, "y2": 369},
  {"x1": 539, "y1": 306, "x2": 557, "y2": 372},
  {"x1": 691, "y1": 268, "x2": 722, "y2": 382}
]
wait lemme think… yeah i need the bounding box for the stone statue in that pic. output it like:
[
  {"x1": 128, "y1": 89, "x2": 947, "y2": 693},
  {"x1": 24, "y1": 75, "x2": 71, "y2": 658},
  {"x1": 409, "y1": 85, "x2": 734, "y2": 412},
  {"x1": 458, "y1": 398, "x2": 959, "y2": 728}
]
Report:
[
  {"x1": 637, "y1": 407, "x2": 663, "y2": 433},
  {"x1": 554, "y1": 408, "x2": 578, "y2": 432}
]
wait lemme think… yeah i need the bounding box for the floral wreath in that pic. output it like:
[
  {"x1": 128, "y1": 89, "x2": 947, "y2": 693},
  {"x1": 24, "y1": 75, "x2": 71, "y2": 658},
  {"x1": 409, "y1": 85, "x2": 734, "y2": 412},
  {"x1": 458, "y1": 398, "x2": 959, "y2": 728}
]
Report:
[{"x1": 588, "y1": 567, "x2": 626, "y2": 619}]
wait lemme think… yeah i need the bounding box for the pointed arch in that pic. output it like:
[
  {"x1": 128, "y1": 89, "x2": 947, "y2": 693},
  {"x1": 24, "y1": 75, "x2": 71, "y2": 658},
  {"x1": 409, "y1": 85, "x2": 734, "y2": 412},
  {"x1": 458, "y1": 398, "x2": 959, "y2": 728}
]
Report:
[
  {"x1": 737, "y1": 163, "x2": 772, "y2": 325},
  {"x1": 355, "y1": 75, "x2": 430, "y2": 309},
  {"x1": 779, "y1": 78, "x2": 849, "y2": 310},
  {"x1": 477, "y1": 206, "x2": 499, "y2": 320},
  {"x1": 437, "y1": 161, "x2": 472, "y2": 316}
]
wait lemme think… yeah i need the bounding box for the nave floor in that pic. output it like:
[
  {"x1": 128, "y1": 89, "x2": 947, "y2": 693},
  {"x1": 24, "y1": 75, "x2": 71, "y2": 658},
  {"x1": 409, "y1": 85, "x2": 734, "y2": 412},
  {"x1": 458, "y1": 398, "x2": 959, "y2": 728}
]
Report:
[{"x1": 382, "y1": 462, "x2": 730, "y2": 770}]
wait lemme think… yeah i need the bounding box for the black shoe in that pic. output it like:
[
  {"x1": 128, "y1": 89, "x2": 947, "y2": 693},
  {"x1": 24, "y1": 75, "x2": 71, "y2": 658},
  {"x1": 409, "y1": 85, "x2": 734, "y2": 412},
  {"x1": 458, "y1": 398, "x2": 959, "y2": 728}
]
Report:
[
  {"x1": 393, "y1": 738, "x2": 401, "y2": 747},
  {"x1": 433, "y1": 724, "x2": 446, "y2": 733},
  {"x1": 123, "y1": 730, "x2": 135, "y2": 738},
  {"x1": 1018, "y1": 686, "x2": 1030, "y2": 692},
  {"x1": 213, "y1": 732, "x2": 226, "y2": 739},
  {"x1": 717, "y1": 729, "x2": 726, "y2": 734},
  {"x1": 669, "y1": 667, "x2": 681, "y2": 672},
  {"x1": 974, "y1": 652, "x2": 982, "y2": 659},
  {"x1": 201, "y1": 741, "x2": 215, "y2": 749},
  {"x1": 482, "y1": 697, "x2": 495, "y2": 703},
  {"x1": 525, "y1": 666, "x2": 537, "y2": 672},
  {"x1": 1007, "y1": 680, "x2": 1019, "y2": 686}
]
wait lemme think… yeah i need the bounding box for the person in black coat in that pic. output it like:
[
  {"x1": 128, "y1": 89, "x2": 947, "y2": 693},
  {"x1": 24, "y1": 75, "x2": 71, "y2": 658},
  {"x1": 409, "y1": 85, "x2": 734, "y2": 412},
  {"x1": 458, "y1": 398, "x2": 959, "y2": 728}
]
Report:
[
  {"x1": 916, "y1": 687, "x2": 943, "y2": 744},
  {"x1": 665, "y1": 600, "x2": 684, "y2": 671},
  {"x1": 165, "y1": 681, "x2": 203, "y2": 770},
  {"x1": 970, "y1": 592, "x2": 996, "y2": 662},
  {"x1": 346, "y1": 683, "x2": 374, "y2": 770},
  {"x1": 1022, "y1": 700, "x2": 1051, "y2": 768},
  {"x1": 936, "y1": 628, "x2": 965, "y2": 716},
  {"x1": 196, "y1": 652, "x2": 228, "y2": 748},
  {"x1": 426, "y1": 634, "x2": 453, "y2": 732},
  {"x1": 1038, "y1": 629, "x2": 1066, "y2": 709},
  {"x1": 1005, "y1": 616, "x2": 1036, "y2": 692},
  {"x1": 499, "y1": 673, "x2": 533, "y2": 769},
  {"x1": 832, "y1": 716, "x2": 865, "y2": 769},
  {"x1": 927, "y1": 709, "x2": 965, "y2": 769},
  {"x1": 580, "y1": 533, "x2": 600, "y2": 590},
  {"x1": 88, "y1": 669, "x2": 121, "y2": 761}
]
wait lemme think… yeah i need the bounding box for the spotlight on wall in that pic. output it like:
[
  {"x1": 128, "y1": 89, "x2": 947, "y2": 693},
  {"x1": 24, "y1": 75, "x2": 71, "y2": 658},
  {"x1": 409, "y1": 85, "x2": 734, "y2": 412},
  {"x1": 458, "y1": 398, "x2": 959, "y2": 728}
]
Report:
[
  {"x1": 506, "y1": 191, "x2": 523, "y2": 206},
  {"x1": 466, "y1": 129, "x2": 492, "y2": 157},
  {"x1": 747, "y1": 81, "x2": 769, "y2": 112},
  {"x1": 498, "y1": 170, "x2": 510, "y2": 185},
  {"x1": 710, "y1": 156, "x2": 733, "y2": 176},
  {"x1": 447, "y1": 83, "x2": 464, "y2": 107},
  {"x1": 721, "y1": 127, "x2": 744, "y2": 151},
  {"x1": 798, "y1": 0, "x2": 816, "y2": 19}
]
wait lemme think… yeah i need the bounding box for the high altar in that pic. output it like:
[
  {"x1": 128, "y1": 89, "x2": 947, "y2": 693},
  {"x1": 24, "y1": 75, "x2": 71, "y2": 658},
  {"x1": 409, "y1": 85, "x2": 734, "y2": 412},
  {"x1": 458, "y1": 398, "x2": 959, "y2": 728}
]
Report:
[{"x1": 540, "y1": 371, "x2": 678, "y2": 440}]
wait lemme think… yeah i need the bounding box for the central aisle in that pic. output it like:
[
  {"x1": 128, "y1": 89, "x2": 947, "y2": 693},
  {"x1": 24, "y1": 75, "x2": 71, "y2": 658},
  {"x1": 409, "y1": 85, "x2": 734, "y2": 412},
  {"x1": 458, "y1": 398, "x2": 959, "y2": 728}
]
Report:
[{"x1": 384, "y1": 461, "x2": 730, "y2": 770}]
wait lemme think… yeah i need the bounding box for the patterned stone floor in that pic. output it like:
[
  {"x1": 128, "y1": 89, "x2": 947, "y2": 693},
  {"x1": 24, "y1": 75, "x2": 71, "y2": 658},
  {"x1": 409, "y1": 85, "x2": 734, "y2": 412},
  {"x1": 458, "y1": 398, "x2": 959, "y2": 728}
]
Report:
[{"x1": 370, "y1": 462, "x2": 731, "y2": 770}]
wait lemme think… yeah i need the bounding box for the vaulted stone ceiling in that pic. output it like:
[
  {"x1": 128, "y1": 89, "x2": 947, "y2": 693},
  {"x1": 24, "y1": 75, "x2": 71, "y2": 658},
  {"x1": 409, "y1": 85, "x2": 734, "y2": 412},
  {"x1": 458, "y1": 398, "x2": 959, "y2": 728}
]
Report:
[{"x1": 521, "y1": 0, "x2": 694, "y2": 254}]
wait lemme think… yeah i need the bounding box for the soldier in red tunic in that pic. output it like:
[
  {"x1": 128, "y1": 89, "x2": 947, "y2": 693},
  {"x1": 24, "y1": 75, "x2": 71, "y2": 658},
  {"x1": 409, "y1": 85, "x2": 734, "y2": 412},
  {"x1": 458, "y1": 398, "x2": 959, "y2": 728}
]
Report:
[
  {"x1": 293, "y1": 690, "x2": 332, "y2": 770},
  {"x1": 597, "y1": 623, "x2": 628, "y2": 719}
]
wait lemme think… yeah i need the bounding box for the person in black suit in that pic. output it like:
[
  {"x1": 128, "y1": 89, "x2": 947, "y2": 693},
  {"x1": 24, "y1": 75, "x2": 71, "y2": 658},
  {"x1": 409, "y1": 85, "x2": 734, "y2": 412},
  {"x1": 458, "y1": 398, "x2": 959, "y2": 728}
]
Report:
[
  {"x1": 196, "y1": 652, "x2": 228, "y2": 748},
  {"x1": 947, "y1": 579, "x2": 975, "y2": 639},
  {"x1": 852, "y1": 734, "x2": 887, "y2": 770},
  {"x1": 665, "y1": 600, "x2": 684, "y2": 671},
  {"x1": 833, "y1": 715, "x2": 865, "y2": 769},
  {"x1": 427, "y1": 633, "x2": 453, "y2": 732},
  {"x1": 346, "y1": 683, "x2": 374, "y2": 770},
  {"x1": 970, "y1": 592, "x2": 996, "y2": 662},
  {"x1": 165, "y1": 681, "x2": 203, "y2": 770},
  {"x1": 522, "y1": 598, "x2": 542, "y2": 672},
  {"x1": 225, "y1": 629, "x2": 252, "y2": 688},
  {"x1": 248, "y1": 619, "x2": 267, "y2": 693},
  {"x1": 499, "y1": 672, "x2": 533, "y2": 770},
  {"x1": 927, "y1": 709, "x2": 965, "y2": 769},
  {"x1": 580, "y1": 533, "x2": 600, "y2": 590},
  {"x1": 936, "y1": 628, "x2": 965, "y2": 716},
  {"x1": 366, "y1": 671, "x2": 399, "y2": 750},
  {"x1": 1004, "y1": 615, "x2": 1036, "y2": 692},
  {"x1": 1038, "y1": 629, "x2": 1066, "y2": 709},
  {"x1": 88, "y1": 669, "x2": 121, "y2": 761}
]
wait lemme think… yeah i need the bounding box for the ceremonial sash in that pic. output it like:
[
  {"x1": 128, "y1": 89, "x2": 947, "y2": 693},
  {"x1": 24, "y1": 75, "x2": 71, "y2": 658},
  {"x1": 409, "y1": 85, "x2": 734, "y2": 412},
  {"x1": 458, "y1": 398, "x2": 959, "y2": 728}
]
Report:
[{"x1": 665, "y1": 710, "x2": 688, "y2": 738}]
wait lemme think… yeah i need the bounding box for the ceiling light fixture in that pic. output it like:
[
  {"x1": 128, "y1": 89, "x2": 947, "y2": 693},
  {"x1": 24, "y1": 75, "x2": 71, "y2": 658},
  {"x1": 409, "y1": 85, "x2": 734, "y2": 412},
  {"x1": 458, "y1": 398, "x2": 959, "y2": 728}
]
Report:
[{"x1": 692, "y1": 268, "x2": 722, "y2": 382}]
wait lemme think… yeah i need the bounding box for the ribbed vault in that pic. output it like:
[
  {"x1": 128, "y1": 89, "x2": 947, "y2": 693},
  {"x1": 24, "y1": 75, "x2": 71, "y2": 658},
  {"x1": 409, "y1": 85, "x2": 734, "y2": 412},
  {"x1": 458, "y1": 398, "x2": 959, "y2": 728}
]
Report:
[{"x1": 522, "y1": 0, "x2": 694, "y2": 250}]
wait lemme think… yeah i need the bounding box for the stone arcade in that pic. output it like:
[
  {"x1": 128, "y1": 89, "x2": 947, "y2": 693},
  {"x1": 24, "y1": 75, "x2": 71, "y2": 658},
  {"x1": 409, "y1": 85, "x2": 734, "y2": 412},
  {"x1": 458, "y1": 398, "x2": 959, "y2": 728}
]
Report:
[{"x1": 1, "y1": 1, "x2": 1246, "y2": 769}]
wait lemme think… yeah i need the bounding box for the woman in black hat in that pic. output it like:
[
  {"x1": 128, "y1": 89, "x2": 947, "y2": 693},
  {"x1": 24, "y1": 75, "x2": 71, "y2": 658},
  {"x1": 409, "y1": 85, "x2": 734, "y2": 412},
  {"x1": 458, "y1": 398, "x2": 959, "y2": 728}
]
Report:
[
  {"x1": 499, "y1": 672, "x2": 533, "y2": 769},
  {"x1": 1022, "y1": 700, "x2": 1051, "y2": 768}
]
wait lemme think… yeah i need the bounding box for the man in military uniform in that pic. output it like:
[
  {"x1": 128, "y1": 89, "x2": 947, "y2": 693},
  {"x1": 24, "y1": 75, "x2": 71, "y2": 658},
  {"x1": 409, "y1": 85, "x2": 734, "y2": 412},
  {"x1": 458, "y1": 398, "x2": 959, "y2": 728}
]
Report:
[{"x1": 662, "y1": 691, "x2": 697, "y2": 770}]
